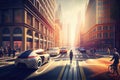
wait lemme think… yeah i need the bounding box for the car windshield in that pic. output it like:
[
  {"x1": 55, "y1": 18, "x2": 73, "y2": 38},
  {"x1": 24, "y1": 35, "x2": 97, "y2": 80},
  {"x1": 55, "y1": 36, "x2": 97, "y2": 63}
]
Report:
[
  {"x1": 18, "y1": 50, "x2": 32, "y2": 58},
  {"x1": 61, "y1": 48, "x2": 66, "y2": 50}
]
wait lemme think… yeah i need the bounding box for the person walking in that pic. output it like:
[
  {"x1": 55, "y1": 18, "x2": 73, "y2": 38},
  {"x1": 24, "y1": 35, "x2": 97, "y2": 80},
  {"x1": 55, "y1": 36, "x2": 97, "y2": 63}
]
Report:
[
  {"x1": 0, "y1": 48, "x2": 3, "y2": 57},
  {"x1": 12, "y1": 48, "x2": 16, "y2": 58},
  {"x1": 69, "y1": 50, "x2": 73, "y2": 64},
  {"x1": 8, "y1": 46, "x2": 11, "y2": 57},
  {"x1": 93, "y1": 48, "x2": 96, "y2": 57},
  {"x1": 107, "y1": 48, "x2": 111, "y2": 57},
  {"x1": 3, "y1": 47, "x2": 8, "y2": 57}
]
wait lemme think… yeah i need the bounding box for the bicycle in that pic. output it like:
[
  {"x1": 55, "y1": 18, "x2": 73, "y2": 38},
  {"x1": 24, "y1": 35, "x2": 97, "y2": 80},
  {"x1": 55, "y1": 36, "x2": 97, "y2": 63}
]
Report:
[
  {"x1": 108, "y1": 64, "x2": 120, "y2": 80},
  {"x1": 108, "y1": 64, "x2": 120, "y2": 75}
]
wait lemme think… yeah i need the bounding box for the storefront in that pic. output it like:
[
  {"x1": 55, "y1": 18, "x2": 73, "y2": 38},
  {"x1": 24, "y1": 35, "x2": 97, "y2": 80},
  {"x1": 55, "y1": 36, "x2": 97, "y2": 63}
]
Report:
[
  {"x1": 13, "y1": 28, "x2": 22, "y2": 52},
  {"x1": 2, "y1": 28, "x2": 10, "y2": 48},
  {"x1": 27, "y1": 30, "x2": 33, "y2": 50}
]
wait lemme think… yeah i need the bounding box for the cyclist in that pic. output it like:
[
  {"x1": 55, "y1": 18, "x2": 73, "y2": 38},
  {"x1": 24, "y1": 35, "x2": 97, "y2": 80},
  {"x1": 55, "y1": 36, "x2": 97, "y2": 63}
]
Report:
[{"x1": 110, "y1": 48, "x2": 120, "y2": 75}]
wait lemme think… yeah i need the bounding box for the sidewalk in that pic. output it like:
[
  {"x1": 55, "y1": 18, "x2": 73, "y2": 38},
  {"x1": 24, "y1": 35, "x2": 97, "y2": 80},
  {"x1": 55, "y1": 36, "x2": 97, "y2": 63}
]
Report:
[
  {"x1": 0, "y1": 57, "x2": 15, "y2": 67},
  {"x1": 0, "y1": 56, "x2": 16, "y2": 61},
  {"x1": 0, "y1": 53, "x2": 19, "y2": 67}
]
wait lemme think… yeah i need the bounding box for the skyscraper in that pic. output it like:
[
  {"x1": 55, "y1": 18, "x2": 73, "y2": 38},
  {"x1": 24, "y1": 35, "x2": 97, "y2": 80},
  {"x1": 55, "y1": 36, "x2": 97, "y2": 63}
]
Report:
[
  {"x1": 0, "y1": 0, "x2": 56, "y2": 51},
  {"x1": 81, "y1": 0, "x2": 116, "y2": 50}
]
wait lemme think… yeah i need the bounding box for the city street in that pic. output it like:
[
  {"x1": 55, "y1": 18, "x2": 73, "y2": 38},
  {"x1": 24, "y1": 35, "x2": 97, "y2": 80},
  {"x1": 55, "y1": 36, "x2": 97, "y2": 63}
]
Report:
[
  {"x1": 0, "y1": 0, "x2": 120, "y2": 80},
  {"x1": 0, "y1": 50, "x2": 119, "y2": 80}
]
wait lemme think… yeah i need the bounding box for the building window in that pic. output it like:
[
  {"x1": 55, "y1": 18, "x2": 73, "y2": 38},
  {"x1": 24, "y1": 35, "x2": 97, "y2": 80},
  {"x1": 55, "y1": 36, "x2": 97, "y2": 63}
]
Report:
[
  {"x1": 35, "y1": 19, "x2": 39, "y2": 29},
  {"x1": 103, "y1": 33, "x2": 108, "y2": 38},
  {"x1": 27, "y1": 30, "x2": 33, "y2": 50},
  {"x1": 35, "y1": 33, "x2": 39, "y2": 38},
  {"x1": 97, "y1": 26, "x2": 102, "y2": 30},
  {"x1": 43, "y1": 26, "x2": 45, "y2": 34},
  {"x1": 40, "y1": 34, "x2": 43, "y2": 39},
  {"x1": 30, "y1": 0, "x2": 35, "y2": 4},
  {"x1": 45, "y1": 27, "x2": 47, "y2": 35},
  {"x1": 103, "y1": 26, "x2": 108, "y2": 30},
  {"x1": 97, "y1": 33, "x2": 102, "y2": 38},
  {"x1": 2, "y1": 9, "x2": 12, "y2": 23},
  {"x1": 109, "y1": 26, "x2": 113, "y2": 30},
  {"x1": 39, "y1": 23, "x2": 41, "y2": 31},
  {"x1": 36, "y1": 1, "x2": 39, "y2": 10},
  {"x1": 2, "y1": 28, "x2": 10, "y2": 34},
  {"x1": 27, "y1": 30, "x2": 32, "y2": 36},
  {"x1": 27, "y1": 13, "x2": 33, "y2": 26},
  {"x1": 110, "y1": 32, "x2": 114, "y2": 38},
  {"x1": 14, "y1": 9, "x2": 23, "y2": 23},
  {"x1": 13, "y1": 28, "x2": 22, "y2": 34}
]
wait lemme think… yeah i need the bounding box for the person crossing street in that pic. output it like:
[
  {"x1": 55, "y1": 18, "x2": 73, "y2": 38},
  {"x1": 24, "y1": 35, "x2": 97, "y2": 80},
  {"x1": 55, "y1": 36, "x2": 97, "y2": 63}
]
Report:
[{"x1": 69, "y1": 50, "x2": 73, "y2": 64}]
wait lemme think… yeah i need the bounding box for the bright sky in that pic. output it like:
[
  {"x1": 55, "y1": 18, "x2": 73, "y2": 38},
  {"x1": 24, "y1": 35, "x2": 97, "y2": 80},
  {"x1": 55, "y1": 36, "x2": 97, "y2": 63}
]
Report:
[{"x1": 56, "y1": 0, "x2": 89, "y2": 46}]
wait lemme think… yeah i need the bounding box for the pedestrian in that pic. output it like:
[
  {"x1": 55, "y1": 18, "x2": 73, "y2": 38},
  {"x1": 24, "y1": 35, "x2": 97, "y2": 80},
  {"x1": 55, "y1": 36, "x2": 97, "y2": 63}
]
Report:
[
  {"x1": 12, "y1": 48, "x2": 17, "y2": 58},
  {"x1": 69, "y1": 50, "x2": 73, "y2": 64},
  {"x1": 0, "y1": 47, "x2": 4, "y2": 57},
  {"x1": 3, "y1": 47, "x2": 8, "y2": 57},
  {"x1": 93, "y1": 48, "x2": 96, "y2": 57},
  {"x1": 107, "y1": 48, "x2": 110, "y2": 56},
  {"x1": 0, "y1": 48, "x2": 3, "y2": 57},
  {"x1": 8, "y1": 46, "x2": 11, "y2": 57}
]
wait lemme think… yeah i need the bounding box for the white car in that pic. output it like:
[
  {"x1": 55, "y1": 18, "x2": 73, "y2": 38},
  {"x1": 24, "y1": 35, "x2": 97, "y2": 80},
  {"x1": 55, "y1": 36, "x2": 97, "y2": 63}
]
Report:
[
  {"x1": 47, "y1": 47, "x2": 60, "y2": 56},
  {"x1": 78, "y1": 47, "x2": 86, "y2": 53},
  {"x1": 15, "y1": 49, "x2": 50, "y2": 69}
]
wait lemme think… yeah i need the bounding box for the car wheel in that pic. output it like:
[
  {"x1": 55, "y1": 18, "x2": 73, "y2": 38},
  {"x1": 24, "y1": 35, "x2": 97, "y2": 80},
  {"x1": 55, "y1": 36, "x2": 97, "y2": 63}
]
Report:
[
  {"x1": 47, "y1": 57, "x2": 50, "y2": 62},
  {"x1": 38, "y1": 61, "x2": 41, "y2": 67},
  {"x1": 35, "y1": 59, "x2": 42, "y2": 70}
]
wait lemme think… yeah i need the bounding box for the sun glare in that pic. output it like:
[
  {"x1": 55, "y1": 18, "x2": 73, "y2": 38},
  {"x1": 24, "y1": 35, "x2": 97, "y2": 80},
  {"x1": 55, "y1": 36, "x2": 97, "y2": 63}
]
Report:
[{"x1": 58, "y1": 0, "x2": 88, "y2": 47}]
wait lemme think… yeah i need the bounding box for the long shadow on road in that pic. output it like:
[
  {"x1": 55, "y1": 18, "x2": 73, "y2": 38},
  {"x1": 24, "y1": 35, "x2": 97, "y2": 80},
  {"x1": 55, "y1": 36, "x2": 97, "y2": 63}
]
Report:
[
  {"x1": 83, "y1": 67, "x2": 114, "y2": 80},
  {"x1": 0, "y1": 65, "x2": 35, "y2": 80},
  {"x1": 27, "y1": 66, "x2": 63, "y2": 80}
]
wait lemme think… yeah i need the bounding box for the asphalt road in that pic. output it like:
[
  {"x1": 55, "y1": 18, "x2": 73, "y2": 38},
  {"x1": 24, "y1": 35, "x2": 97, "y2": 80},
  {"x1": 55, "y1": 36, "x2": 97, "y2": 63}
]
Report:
[{"x1": 0, "y1": 50, "x2": 119, "y2": 80}]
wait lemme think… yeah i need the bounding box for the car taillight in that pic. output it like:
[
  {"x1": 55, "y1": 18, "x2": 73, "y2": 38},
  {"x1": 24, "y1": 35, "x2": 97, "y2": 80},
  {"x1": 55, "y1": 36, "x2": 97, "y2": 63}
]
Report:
[{"x1": 28, "y1": 56, "x2": 37, "y2": 58}]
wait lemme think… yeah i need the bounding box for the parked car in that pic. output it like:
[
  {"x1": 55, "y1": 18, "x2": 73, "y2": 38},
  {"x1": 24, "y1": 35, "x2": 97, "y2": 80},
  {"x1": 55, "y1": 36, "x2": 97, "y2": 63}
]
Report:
[
  {"x1": 47, "y1": 47, "x2": 60, "y2": 56},
  {"x1": 78, "y1": 47, "x2": 86, "y2": 53},
  {"x1": 59, "y1": 47, "x2": 68, "y2": 54},
  {"x1": 15, "y1": 49, "x2": 50, "y2": 69}
]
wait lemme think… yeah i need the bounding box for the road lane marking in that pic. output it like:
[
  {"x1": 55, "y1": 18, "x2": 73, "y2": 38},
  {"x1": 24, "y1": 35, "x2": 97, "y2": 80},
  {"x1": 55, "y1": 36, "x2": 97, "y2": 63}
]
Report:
[
  {"x1": 68, "y1": 65, "x2": 73, "y2": 80},
  {"x1": 0, "y1": 65, "x2": 5, "y2": 67},
  {"x1": 74, "y1": 61, "x2": 78, "y2": 80},
  {"x1": 79, "y1": 62, "x2": 86, "y2": 80},
  {"x1": 37, "y1": 61, "x2": 54, "y2": 74},
  {"x1": 57, "y1": 62, "x2": 67, "y2": 80},
  {"x1": 62, "y1": 64, "x2": 70, "y2": 80},
  {"x1": 61, "y1": 55, "x2": 64, "y2": 57},
  {"x1": 25, "y1": 61, "x2": 54, "y2": 79}
]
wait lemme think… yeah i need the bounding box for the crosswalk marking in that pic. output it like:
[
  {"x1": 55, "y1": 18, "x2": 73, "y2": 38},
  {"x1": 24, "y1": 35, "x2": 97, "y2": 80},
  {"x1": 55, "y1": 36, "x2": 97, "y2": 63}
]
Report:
[
  {"x1": 79, "y1": 62, "x2": 86, "y2": 80},
  {"x1": 57, "y1": 61, "x2": 67, "y2": 80},
  {"x1": 58, "y1": 60, "x2": 85, "y2": 80}
]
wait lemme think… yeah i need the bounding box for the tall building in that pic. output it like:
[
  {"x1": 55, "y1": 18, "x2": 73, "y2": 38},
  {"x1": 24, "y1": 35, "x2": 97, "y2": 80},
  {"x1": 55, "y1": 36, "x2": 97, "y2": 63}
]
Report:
[
  {"x1": 110, "y1": 0, "x2": 120, "y2": 52},
  {"x1": 0, "y1": 0, "x2": 56, "y2": 51},
  {"x1": 55, "y1": 4, "x2": 62, "y2": 47},
  {"x1": 81, "y1": 0, "x2": 116, "y2": 51},
  {"x1": 75, "y1": 11, "x2": 81, "y2": 47}
]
